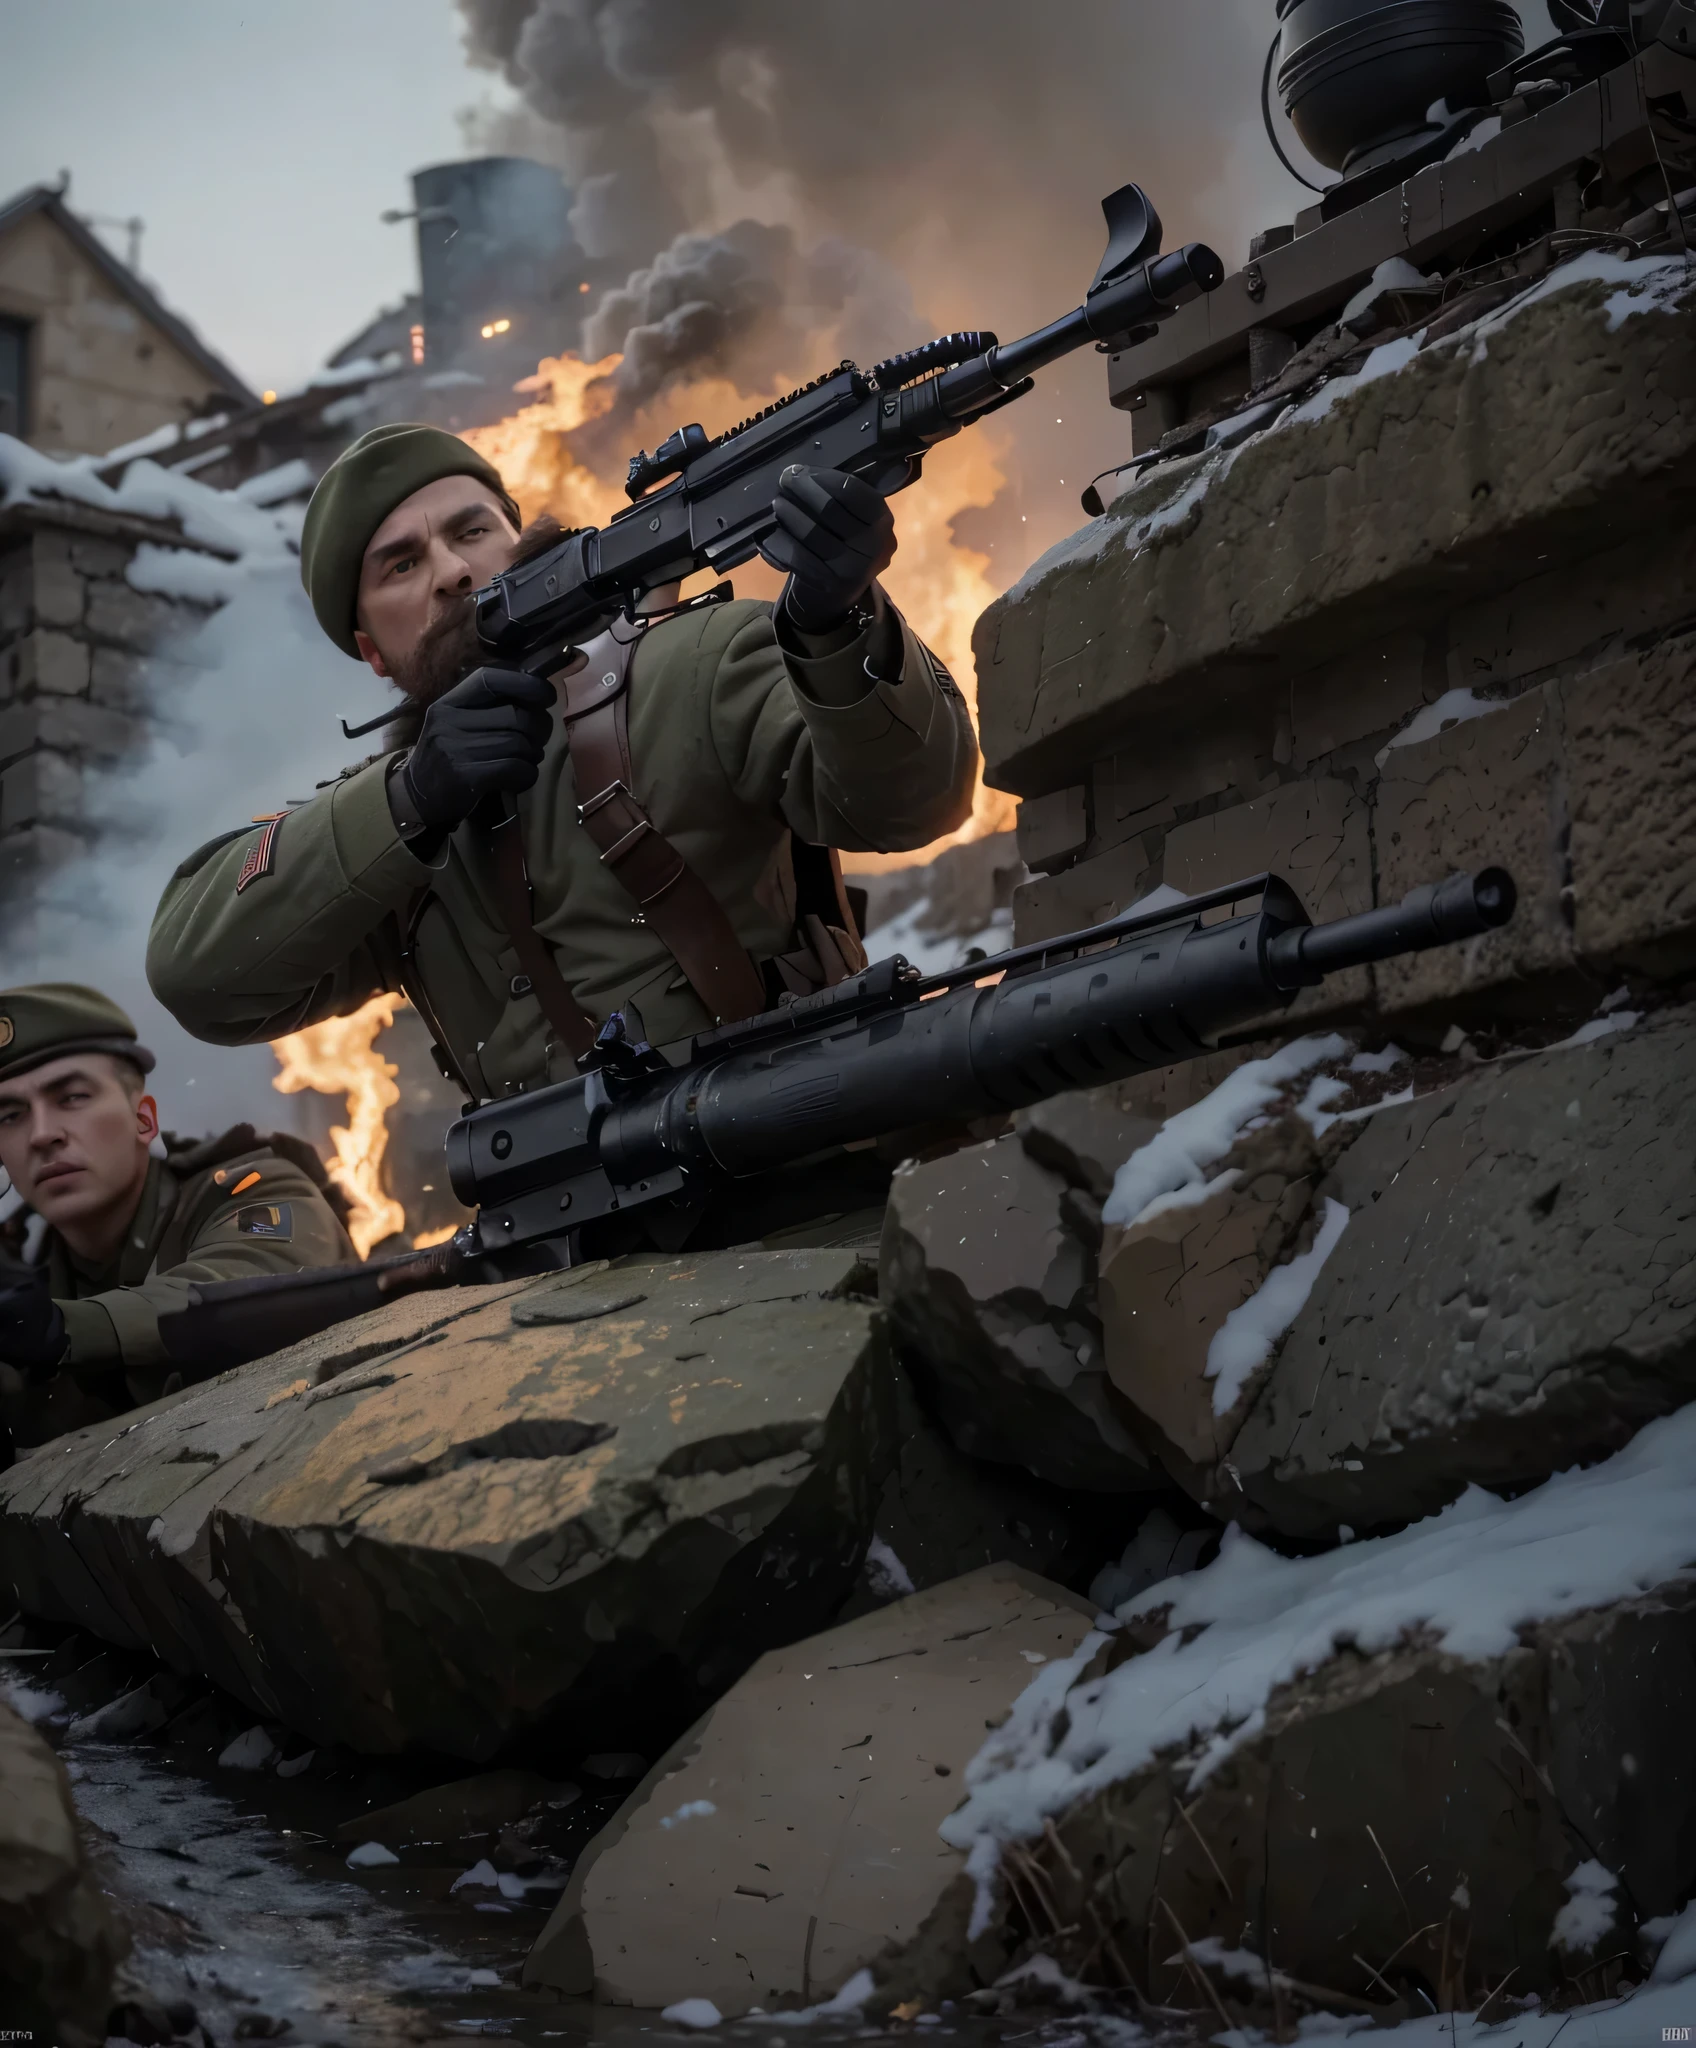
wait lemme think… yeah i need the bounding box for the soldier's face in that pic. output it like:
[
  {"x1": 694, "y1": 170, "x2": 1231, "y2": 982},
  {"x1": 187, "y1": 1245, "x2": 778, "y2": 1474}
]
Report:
[
  {"x1": 354, "y1": 476, "x2": 521, "y2": 700},
  {"x1": 0, "y1": 1055, "x2": 158, "y2": 1242}
]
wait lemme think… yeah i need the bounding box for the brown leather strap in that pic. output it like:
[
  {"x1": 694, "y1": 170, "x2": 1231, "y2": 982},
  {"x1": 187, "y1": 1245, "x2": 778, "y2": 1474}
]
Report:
[
  {"x1": 485, "y1": 804, "x2": 599, "y2": 1061},
  {"x1": 562, "y1": 619, "x2": 768, "y2": 1026}
]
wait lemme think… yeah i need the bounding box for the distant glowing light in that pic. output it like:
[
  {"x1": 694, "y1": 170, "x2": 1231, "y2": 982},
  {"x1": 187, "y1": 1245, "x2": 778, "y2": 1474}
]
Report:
[
  {"x1": 262, "y1": 390, "x2": 276, "y2": 405},
  {"x1": 480, "y1": 317, "x2": 512, "y2": 339},
  {"x1": 409, "y1": 322, "x2": 425, "y2": 365},
  {"x1": 578, "y1": 281, "x2": 591, "y2": 294}
]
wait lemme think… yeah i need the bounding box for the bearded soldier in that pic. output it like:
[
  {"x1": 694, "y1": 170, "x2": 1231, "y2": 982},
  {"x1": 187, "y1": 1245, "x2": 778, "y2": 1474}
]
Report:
[
  {"x1": 147, "y1": 426, "x2": 977, "y2": 1109},
  {"x1": 0, "y1": 984, "x2": 354, "y2": 1453}
]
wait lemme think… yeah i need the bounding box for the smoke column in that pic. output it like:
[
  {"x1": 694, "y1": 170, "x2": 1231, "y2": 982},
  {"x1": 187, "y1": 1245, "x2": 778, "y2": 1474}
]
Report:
[{"x1": 459, "y1": 1, "x2": 1559, "y2": 578}]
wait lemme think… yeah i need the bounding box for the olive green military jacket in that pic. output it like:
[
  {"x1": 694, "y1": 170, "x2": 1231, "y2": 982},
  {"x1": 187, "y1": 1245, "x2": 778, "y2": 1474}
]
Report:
[
  {"x1": 147, "y1": 589, "x2": 977, "y2": 1100},
  {"x1": 46, "y1": 1127, "x2": 354, "y2": 1406}
]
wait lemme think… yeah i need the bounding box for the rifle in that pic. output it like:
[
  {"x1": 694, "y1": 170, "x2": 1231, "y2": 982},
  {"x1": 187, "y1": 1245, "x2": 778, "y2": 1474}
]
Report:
[
  {"x1": 157, "y1": 866, "x2": 1516, "y2": 1376},
  {"x1": 472, "y1": 184, "x2": 1224, "y2": 665}
]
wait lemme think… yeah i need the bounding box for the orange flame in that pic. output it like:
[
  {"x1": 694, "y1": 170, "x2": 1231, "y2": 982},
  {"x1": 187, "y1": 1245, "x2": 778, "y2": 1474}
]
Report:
[
  {"x1": 270, "y1": 993, "x2": 406, "y2": 1259},
  {"x1": 463, "y1": 349, "x2": 1016, "y2": 846}
]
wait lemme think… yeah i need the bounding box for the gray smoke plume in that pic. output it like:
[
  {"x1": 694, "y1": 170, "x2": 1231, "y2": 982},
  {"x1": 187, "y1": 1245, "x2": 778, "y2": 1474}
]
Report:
[
  {"x1": 583, "y1": 221, "x2": 912, "y2": 409},
  {"x1": 459, "y1": 1, "x2": 1556, "y2": 563},
  {"x1": 455, "y1": 1, "x2": 1304, "y2": 565}
]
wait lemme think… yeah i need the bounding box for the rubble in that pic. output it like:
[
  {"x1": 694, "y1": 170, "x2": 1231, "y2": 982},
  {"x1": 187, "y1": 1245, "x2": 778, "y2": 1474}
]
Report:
[
  {"x1": 871, "y1": 1405, "x2": 1696, "y2": 2015},
  {"x1": 522, "y1": 1563, "x2": 1097, "y2": 2013},
  {"x1": 0, "y1": 1248, "x2": 901, "y2": 1760},
  {"x1": 0, "y1": 1693, "x2": 127, "y2": 2040}
]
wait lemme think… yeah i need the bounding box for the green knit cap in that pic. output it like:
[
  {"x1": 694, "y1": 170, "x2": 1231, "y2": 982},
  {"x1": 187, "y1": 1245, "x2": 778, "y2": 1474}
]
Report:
[
  {"x1": 299, "y1": 424, "x2": 522, "y2": 657},
  {"x1": 0, "y1": 984, "x2": 155, "y2": 1087}
]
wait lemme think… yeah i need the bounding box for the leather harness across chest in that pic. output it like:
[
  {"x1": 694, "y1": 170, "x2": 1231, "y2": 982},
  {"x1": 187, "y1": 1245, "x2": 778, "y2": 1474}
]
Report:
[{"x1": 483, "y1": 613, "x2": 772, "y2": 1062}]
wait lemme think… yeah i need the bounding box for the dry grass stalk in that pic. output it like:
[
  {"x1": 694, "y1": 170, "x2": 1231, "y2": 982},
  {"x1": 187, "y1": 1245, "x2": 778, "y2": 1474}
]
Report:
[
  {"x1": 1175, "y1": 1797, "x2": 1234, "y2": 1901},
  {"x1": 1365, "y1": 1821, "x2": 1413, "y2": 1929},
  {"x1": 1157, "y1": 1895, "x2": 1237, "y2": 2032}
]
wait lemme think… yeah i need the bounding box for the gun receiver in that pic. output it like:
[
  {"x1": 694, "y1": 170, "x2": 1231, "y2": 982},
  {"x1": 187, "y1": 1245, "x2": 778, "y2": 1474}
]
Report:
[
  {"x1": 156, "y1": 866, "x2": 1514, "y2": 1376},
  {"x1": 473, "y1": 185, "x2": 1224, "y2": 669}
]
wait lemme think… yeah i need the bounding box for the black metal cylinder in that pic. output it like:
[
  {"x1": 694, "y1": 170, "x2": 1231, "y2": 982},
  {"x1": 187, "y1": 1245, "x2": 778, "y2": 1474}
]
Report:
[{"x1": 1275, "y1": 1, "x2": 1523, "y2": 172}]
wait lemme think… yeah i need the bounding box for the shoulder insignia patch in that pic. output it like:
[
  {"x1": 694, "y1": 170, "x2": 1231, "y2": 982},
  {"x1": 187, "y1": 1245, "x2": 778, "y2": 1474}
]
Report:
[
  {"x1": 234, "y1": 1202, "x2": 293, "y2": 1240},
  {"x1": 236, "y1": 813, "x2": 287, "y2": 893},
  {"x1": 0, "y1": 1016, "x2": 12, "y2": 1050}
]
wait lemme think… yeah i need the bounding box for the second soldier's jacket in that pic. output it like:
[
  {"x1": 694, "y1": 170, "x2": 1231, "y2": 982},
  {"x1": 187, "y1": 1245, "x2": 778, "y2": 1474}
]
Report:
[
  {"x1": 147, "y1": 591, "x2": 978, "y2": 1100},
  {"x1": 35, "y1": 1125, "x2": 355, "y2": 1427}
]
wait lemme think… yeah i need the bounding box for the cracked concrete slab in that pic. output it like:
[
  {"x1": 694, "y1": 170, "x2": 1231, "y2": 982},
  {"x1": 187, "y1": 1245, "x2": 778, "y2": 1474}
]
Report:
[{"x1": 0, "y1": 1249, "x2": 896, "y2": 1760}]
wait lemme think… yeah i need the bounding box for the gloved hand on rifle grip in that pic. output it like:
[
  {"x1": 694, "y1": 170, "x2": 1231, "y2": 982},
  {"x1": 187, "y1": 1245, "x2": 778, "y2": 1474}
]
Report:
[
  {"x1": 762, "y1": 466, "x2": 897, "y2": 635},
  {"x1": 0, "y1": 1269, "x2": 69, "y2": 1385},
  {"x1": 398, "y1": 666, "x2": 556, "y2": 833}
]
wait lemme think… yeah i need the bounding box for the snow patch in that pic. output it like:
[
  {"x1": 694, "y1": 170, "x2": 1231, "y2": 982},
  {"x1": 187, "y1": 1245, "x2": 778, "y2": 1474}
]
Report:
[
  {"x1": 745, "y1": 1968, "x2": 878, "y2": 2025},
  {"x1": 1376, "y1": 686, "x2": 1508, "y2": 768},
  {"x1": 863, "y1": 896, "x2": 1013, "y2": 978},
  {"x1": 938, "y1": 1404, "x2": 1696, "y2": 1934},
  {"x1": 0, "y1": 1679, "x2": 65, "y2": 1723},
  {"x1": 660, "y1": 1798, "x2": 719, "y2": 1830},
  {"x1": 218, "y1": 1725, "x2": 279, "y2": 1771},
  {"x1": 1206, "y1": 1197, "x2": 1350, "y2": 1415},
  {"x1": 1647, "y1": 1899, "x2": 1696, "y2": 1983},
  {"x1": 345, "y1": 1839, "x2": 399, "y2": 1868},
  {"x1": 663, "y1": 2000, "x2": 725, "y2": 2030},
  {"x1": 1103, "y1": 1034, "x2": 1350, "y2": 1228},
  {"x1": 1551, "y1": 1860, "x2": 1619, "y2": 1954},
  {"x1": 1342, "y1": 257, "x2": 1432, "y2": 326},
  {"x1": 1470, "y1": 248, "x2": 1692, "y2": 360},
  {"x1": 1554, "y1": 1011, "x2": 1641, "y2": 1051},
  {"x1": 1281, "y1": 333, "x2": 1425, "y2": 430},
  {"x1": 864, "y1": 1535, "x2": 916, "y2": 1599}
]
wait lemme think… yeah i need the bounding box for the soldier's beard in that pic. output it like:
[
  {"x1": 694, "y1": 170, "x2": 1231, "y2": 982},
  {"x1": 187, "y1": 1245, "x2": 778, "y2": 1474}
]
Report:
[{"x1": 388, "y1": 596, "x2": 482, "y2": 708}]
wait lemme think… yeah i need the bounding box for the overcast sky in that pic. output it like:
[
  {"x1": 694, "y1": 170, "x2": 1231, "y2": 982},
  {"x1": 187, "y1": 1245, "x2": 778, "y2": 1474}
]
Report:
[{"x1": 0, "y1": 0, "x2": 506, "y2": 395}]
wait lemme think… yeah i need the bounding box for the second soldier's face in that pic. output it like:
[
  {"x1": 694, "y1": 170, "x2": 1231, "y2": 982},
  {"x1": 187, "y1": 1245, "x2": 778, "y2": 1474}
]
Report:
[
  {"x1": 0, "y1": 1055, "x2": 158, "y2": 1240},
  {"x1": 354, "y1": 476, "x2": 521, "y2": 701}
]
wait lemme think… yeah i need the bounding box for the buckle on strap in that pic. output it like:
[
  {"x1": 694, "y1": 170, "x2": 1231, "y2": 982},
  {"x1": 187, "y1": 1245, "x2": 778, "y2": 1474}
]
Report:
[{"x1": 576, "y1": 778, "x2": 638, "y2": 824}]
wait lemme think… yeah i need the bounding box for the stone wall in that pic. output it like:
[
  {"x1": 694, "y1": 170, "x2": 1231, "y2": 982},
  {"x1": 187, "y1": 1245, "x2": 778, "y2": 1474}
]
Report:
[
  {"x1": 0, "y1": 499, "x2": 215, "y2": 942},
  {"x1": 981, "y1": 261, "x2": 1696, "y2": 1043}
]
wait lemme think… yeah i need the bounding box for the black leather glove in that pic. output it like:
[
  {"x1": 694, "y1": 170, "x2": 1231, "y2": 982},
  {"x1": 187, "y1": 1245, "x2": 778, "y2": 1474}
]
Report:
[
  {"x1": 0, "y1": 1269, "x2": 68, "y2": 1385},
  {"x1": 398, "y1": 666, "x2": 556, "y2": 833},
  {"x1": 761, "y1": 466, "x2": 897, "y2": 634}
]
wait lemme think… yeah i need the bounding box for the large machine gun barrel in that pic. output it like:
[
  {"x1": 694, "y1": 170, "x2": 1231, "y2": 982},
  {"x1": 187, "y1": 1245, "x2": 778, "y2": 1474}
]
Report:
[
  {"x1": 158, "y1": 867, "x2": 1514, "y2": 1378},
  {"x1": 446, "y1": 867, "x2": 1516, "y2": 1244}
]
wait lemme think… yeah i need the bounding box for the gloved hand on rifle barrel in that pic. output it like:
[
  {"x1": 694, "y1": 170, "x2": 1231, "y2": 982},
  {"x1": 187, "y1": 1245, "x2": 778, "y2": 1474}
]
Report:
[
  {"x1": 0, "y1": 1268, "x2": 68, "y2": 1385},
  {"x1": 762, "y1": 465, "x2": 897, "y2": 635},
  {"x1": 396, "y1": 666, "x2": 557, "y2": 834}
]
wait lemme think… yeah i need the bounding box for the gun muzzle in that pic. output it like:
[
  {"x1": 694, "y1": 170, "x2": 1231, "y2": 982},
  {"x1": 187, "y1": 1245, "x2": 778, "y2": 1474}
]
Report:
[{"x1": 1266, "y1": 867, "x2": 1516, "y2": 989}]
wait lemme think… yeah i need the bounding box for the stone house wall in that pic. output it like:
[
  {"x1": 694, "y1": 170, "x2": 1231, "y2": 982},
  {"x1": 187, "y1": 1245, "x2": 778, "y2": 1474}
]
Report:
[{"x1": 0, "y1": 499, "x2": 216, "y2": 948}]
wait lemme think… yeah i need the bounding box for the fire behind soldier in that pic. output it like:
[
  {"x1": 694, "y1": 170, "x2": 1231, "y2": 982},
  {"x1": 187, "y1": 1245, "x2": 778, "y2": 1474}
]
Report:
[
  {"x1": 0, "y1": 984, "x2": 355, "y2": 1458},
  {"x1": 147, "y1": 426, "x2": 978, "y2": 1112}
]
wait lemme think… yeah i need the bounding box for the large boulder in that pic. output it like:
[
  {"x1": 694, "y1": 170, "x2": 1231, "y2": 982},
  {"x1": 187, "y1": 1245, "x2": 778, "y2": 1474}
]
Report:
[
  {"x1": 0, "y1": 1249, "x2": 897, "y2": 1760},
  {"x1": 880, "y1": 1126, "x2": 1160, "y2": 1493},
  {"x1": 0, "y1": 1695, "x2": 127, "y2": 2040},
  {"x1": 1231, "y1": 1005, "x2": 1696, "y2": 1537},
  {"x1": 875, "y1": 1407, "x2": 1696, "y2": 2017},
  {"x1": 523, "y1": 1563, "x2": 1097, "y2": 2013}
]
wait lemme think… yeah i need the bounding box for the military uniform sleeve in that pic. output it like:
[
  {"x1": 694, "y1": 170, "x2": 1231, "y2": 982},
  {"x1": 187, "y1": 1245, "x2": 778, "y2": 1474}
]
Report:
[
  {"x1": 703, "y1": 586, "x2": 979, "y2": 854},
  {"x1": 57, "y1": 1152, "x2": 357, "y2": 1392},
  {"x1": 146, "y1": 757, "x2": 427, "y2": 1045}
]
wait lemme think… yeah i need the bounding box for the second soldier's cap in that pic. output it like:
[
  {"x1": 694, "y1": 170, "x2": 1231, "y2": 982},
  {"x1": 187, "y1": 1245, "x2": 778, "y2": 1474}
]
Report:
[{"x1": 0, "y1": 984, "x2": 156, "y2": 1087}]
